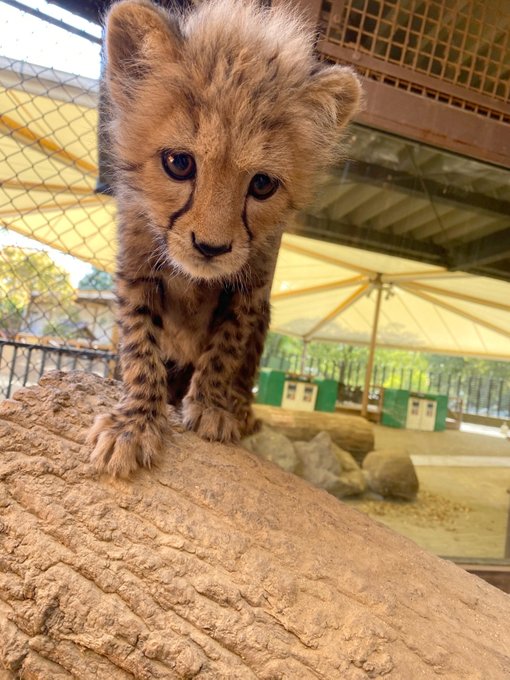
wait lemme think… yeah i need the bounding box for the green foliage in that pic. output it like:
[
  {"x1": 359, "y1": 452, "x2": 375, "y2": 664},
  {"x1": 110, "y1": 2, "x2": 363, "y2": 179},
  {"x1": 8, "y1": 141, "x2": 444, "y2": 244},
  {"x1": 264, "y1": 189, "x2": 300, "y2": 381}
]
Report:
[
  {"x1": 78, "y1": 267, "x2": 114, "y2": 291},
  {"x1": 264, "y1": 332, "x2": 510, "y2": 385},
  {"x1": 374, "y1": 348, "x2": 429, "y2": 390},
  {"x1": 0, "y1": 246, "x2": 75, "y2": 339}
]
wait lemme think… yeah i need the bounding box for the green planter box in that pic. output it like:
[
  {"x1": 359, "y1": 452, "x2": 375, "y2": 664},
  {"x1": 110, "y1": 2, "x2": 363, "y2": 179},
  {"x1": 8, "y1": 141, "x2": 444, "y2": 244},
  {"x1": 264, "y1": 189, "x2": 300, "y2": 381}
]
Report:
[
  {"x1": 314, "y1": 378, "x2": 338, "y2": 412},
  {"x1": 381, "y1": 388, "x2": 409, "y2": 428},
  {"x1": 382, "y1": 389, "x2": 448, "y2": 430},
  {"x1": 256, "y1": 368, "x2": 285, "y2": 406}
]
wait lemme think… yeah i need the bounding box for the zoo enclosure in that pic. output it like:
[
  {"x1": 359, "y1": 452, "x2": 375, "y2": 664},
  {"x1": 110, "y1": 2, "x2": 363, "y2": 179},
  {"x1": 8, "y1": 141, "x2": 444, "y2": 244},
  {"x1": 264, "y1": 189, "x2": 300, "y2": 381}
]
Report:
[
  {"x1": 261, "y1": 350, "x2": 510, "y2": 419},
  {"x1": 0, "y1": 0, "x2": 509, "y2": 420}
]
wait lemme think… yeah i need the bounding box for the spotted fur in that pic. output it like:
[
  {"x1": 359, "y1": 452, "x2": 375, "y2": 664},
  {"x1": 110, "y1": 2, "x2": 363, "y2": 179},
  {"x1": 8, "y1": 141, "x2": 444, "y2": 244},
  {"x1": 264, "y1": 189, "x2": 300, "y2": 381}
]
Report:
[{"x1": 88, "y1": 0, "x2": 361, "y2": 476}]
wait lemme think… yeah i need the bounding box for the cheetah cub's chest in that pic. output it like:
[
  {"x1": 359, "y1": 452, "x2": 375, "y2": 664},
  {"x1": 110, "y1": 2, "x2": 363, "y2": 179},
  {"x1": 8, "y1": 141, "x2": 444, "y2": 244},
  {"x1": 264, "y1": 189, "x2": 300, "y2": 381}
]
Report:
[{"x1": 158, "y1": 280, "x2": 220, "y2": 368}]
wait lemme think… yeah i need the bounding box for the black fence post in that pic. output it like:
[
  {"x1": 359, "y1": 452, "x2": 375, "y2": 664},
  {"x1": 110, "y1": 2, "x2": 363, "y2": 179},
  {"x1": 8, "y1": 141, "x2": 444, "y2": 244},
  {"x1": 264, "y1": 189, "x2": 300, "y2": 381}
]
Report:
[
  {"x1": 467, "y1": 376, "x2": 474, "y2": 413},
  {"x1": 6, "y1": 345, "x2": 18, "y2": 399},
  {"x1": 497, "y1": 379, "x2": 504, "y2": 418},
  {"x1": 22, "y1": 347, "x2": 33, "y2": 386},
  {"x1": 475, "y1": 377, "x2": 482, "y2": 413},
  {"x1": 486, "y1": 377, "x2": 493, "y2": 416}
]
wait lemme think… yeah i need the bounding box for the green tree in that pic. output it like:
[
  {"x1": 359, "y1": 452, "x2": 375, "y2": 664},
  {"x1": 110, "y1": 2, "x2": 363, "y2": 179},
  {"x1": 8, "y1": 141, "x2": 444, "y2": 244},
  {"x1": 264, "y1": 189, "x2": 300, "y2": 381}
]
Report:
[
  {"x1": 78, "y1": 266, "x2": 114, "y2": 291},
  {"x1": 0, "y1": 246, "x2": 75, "y2": 339}
]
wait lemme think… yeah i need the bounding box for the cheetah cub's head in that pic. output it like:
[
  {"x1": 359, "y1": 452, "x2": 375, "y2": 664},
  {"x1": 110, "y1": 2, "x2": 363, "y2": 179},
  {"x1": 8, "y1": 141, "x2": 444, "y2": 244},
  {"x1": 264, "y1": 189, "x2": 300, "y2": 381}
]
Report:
[{"x1": 105, "y1": 0, "x2": 361, "y2": 281}]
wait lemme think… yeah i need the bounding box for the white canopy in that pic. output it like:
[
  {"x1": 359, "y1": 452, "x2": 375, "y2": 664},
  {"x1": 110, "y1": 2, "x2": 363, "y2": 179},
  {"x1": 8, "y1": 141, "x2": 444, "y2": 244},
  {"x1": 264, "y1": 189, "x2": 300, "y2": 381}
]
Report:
[{"x1": 272, "y1": 233, "x2": 510, "y2": 360}]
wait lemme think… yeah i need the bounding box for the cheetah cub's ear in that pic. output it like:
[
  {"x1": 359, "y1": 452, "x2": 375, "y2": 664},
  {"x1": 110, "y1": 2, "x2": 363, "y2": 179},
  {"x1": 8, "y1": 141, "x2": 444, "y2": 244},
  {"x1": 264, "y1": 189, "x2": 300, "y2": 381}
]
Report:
[
  {"x1": 304, "y1": 64, "x2": 362, "y2": 137},
  {"x1": 105, "y1": 0, "x2": 182, "y2": 107}
]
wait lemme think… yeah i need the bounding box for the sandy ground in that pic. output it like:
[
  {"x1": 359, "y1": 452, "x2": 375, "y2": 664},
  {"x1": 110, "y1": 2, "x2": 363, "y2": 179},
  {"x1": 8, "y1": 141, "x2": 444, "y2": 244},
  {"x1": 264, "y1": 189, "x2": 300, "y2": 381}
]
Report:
[{"x1": 346, "y1": 423, "x2": 510, "y2": 560}]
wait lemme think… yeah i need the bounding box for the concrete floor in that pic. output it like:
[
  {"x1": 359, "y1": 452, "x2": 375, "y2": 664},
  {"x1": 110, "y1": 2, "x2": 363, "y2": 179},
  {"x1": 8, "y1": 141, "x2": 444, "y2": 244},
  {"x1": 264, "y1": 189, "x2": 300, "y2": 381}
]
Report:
[
  {"x1": 352, "y1": 423, "x2": 510, "y2": 560},
  {"x1": 373, "y1": 422, "x2": 510, "y2": 458}
]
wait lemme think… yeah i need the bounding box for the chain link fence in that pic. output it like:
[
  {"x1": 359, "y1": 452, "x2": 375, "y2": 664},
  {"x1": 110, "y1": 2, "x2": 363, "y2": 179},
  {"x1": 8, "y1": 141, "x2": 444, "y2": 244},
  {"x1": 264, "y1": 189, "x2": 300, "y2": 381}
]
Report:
[{"x1": 0, "y1": 3, "x2": 117, "y2": 396}]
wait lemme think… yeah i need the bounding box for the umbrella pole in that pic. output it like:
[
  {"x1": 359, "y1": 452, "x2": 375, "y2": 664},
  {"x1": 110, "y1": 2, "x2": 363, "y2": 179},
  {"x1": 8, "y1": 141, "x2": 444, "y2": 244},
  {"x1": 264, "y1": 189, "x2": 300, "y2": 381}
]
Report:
[{"x1": 361, "y1": 277, "x2": 383, "y2": 419}]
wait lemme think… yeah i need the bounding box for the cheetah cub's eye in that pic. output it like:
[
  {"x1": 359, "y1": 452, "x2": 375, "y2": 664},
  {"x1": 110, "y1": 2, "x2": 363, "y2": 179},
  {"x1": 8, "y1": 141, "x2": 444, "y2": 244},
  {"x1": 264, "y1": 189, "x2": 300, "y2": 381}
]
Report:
[
  {"x1": 161, "y1": 150, "x2": 196, "y2": 181},
  {"x1": 248, "y1": 173, "x2": 279, "y2": 201}
]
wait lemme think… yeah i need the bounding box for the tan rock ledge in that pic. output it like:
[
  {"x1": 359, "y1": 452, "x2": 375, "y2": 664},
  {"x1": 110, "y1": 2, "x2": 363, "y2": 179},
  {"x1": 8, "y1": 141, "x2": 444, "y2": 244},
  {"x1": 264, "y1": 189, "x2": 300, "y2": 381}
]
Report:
[{"x1": 0, "y1": 371, "x2": 509, "y2": 679}]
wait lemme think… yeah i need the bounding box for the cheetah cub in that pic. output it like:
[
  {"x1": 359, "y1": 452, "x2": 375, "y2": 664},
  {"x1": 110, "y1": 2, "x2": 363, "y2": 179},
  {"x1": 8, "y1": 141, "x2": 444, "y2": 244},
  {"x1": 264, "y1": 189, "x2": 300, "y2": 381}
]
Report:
[{"x1": 89, "y1": 0, "x2": 361, "y2": 476}]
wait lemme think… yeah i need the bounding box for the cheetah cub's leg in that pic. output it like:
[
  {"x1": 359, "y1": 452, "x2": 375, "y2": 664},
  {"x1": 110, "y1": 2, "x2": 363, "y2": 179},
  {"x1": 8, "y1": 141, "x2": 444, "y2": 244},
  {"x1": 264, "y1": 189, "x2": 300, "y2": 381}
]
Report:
[
  {"x1": 182, "y1": 295, "x2": 269, "y2": 442},
  {"x1": 88, "y1": 275, "x2": 169, "y2": 477},
  {"x1": 230, "y1": 314, "x2": 268, "y2": 437}
]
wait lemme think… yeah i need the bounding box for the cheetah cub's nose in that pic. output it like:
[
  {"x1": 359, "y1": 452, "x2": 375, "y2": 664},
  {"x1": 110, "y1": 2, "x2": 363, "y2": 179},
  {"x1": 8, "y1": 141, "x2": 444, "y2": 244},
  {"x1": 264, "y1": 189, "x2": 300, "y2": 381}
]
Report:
[{"x1": 191, "y1": 232, "x2": 233, "y2": 258}]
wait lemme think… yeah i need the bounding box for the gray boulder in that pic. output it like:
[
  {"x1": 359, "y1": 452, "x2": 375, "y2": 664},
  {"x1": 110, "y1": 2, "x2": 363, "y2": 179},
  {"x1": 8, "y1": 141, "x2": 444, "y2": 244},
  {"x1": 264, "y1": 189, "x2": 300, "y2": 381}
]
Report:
[
  {"x1": 294, "y1": 431, "x2": 366, "y2": 498},
  {"x1": 362, "y1": 449, "x2": 419, "y2": 500},
  {"x1": 242, "y1": 425, "x2": 299, "y2": 473}
]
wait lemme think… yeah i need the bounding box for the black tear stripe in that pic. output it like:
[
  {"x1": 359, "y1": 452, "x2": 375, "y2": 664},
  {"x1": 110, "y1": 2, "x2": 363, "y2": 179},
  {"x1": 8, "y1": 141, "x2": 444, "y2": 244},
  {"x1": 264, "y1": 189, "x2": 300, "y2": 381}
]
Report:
[
  {"x1": 167, "y1": 185, "x2": 195, "y2": 230},
  {"x1": 242, "y1": 199, "x2": 254, "y2": 241}
]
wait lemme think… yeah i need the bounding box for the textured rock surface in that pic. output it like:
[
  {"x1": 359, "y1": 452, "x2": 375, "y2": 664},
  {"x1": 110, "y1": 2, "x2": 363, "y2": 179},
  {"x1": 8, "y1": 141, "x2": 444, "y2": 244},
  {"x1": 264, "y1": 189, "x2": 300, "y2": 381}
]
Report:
[
  {"x1": 242, "y1": 425, "x2": 299, "y2": 473},
  {"x1": 294, "y1": 431, "x2": 366, "y2": 498},
  {"x1": 0, "y1": 371, "x2": 509, "y2": 679},
  {"x1": 253, "y1": 403, "x2": 374, "y2": 461},
  {"x1": 363, "y1": 449, "x2": 419, "y2": 500}
]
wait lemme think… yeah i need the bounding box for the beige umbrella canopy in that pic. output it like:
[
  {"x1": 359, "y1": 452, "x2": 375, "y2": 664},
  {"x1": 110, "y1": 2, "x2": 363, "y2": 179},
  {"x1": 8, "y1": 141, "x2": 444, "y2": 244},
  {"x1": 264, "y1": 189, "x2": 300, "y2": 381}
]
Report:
[
  {"x1": 2, "y1": 58, "x2": 510, "y2": 366},
  {"x1": 272, "y1": 233, "x2": 510, "y2": 361}
]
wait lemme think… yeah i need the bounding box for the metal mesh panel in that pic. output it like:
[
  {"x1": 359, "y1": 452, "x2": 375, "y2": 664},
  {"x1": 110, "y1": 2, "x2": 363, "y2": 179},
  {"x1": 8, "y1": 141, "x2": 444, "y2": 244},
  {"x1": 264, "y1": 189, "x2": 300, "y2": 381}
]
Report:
[
  {"x1": 319, "y1": 0, "x2": 510, "y2": 123},
  {"x1": 0, "y1": 5, "x2": 117, "y2": 397}
]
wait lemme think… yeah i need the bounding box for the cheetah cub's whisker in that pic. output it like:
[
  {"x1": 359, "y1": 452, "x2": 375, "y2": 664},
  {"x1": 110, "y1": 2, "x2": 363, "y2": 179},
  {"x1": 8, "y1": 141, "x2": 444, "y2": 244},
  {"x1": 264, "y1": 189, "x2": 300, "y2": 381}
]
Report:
[{"x1": 88, "y1": 0, "x2": 361, "y2": 477}]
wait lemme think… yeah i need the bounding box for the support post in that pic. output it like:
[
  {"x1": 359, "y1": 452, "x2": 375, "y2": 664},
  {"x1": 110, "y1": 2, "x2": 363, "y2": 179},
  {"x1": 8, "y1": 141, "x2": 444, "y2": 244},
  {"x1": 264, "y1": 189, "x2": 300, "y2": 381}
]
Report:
[{"x1": 361, "y1": 275, "x2": 383, "y2": 418}]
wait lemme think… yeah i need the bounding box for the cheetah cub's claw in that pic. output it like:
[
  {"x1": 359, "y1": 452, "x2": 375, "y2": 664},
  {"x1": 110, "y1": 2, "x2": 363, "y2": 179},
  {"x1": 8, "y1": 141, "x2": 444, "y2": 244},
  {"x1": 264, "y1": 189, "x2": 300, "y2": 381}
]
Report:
[
  {"x1": 87, "y1": 411, "x2": 168, "y2": 477},
  {"x1": 182, "y1": 396, "x2": 241, "y2": 443}
]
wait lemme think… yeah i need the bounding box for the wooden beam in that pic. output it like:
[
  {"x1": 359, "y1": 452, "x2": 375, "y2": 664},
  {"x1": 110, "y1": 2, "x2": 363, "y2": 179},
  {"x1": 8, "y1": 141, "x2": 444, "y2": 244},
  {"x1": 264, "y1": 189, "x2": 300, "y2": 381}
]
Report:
[
  {"x1": 304, "y1": 284, "x2": 370, "y2": 340},
  {"x1": 0, "y1": 114, "x2": 97, "y2": 175},
  {"x1": 337, "y1": 159, "x2": 510, "y2": 219},
  {"x1": 316, "y1": 34, "x2": 510, "y2": 170},
  {"x1": 293, "y1": 213, "x2": 449, "y2": 266},
  {"x1": 381, "y1": 270, "x2": 455, "y2": 283},
  {"x1": 353, "y1": 79, "x2": 510, "y2": 170},
  {"x1": 272, "y1": 275, "x2": 366, "y2": 301},
  {"x1": 398, "y1": 284, "x2": 510, "y2": 340},
  {"x1": 400, "y1": 281, "x2": 510, "y2": 313}
]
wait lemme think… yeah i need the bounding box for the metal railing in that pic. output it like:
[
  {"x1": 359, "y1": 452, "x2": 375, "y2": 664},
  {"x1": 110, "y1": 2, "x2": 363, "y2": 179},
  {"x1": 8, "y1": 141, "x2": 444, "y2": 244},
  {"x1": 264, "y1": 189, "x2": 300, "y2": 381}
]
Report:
[{"x1": 0, "y1": 339, "x2": 118, "y2": 399}]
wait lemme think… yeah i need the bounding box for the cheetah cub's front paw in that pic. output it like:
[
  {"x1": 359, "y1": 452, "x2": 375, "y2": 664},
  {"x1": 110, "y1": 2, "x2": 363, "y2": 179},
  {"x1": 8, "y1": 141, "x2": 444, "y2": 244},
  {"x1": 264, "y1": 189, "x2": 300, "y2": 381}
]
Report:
[
  {"x1": 87, "y1": 411, "x2": 168, "y2": 477},
  {"x1": 182, "y1": 396, "x2": 240, "y2": 443}
]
